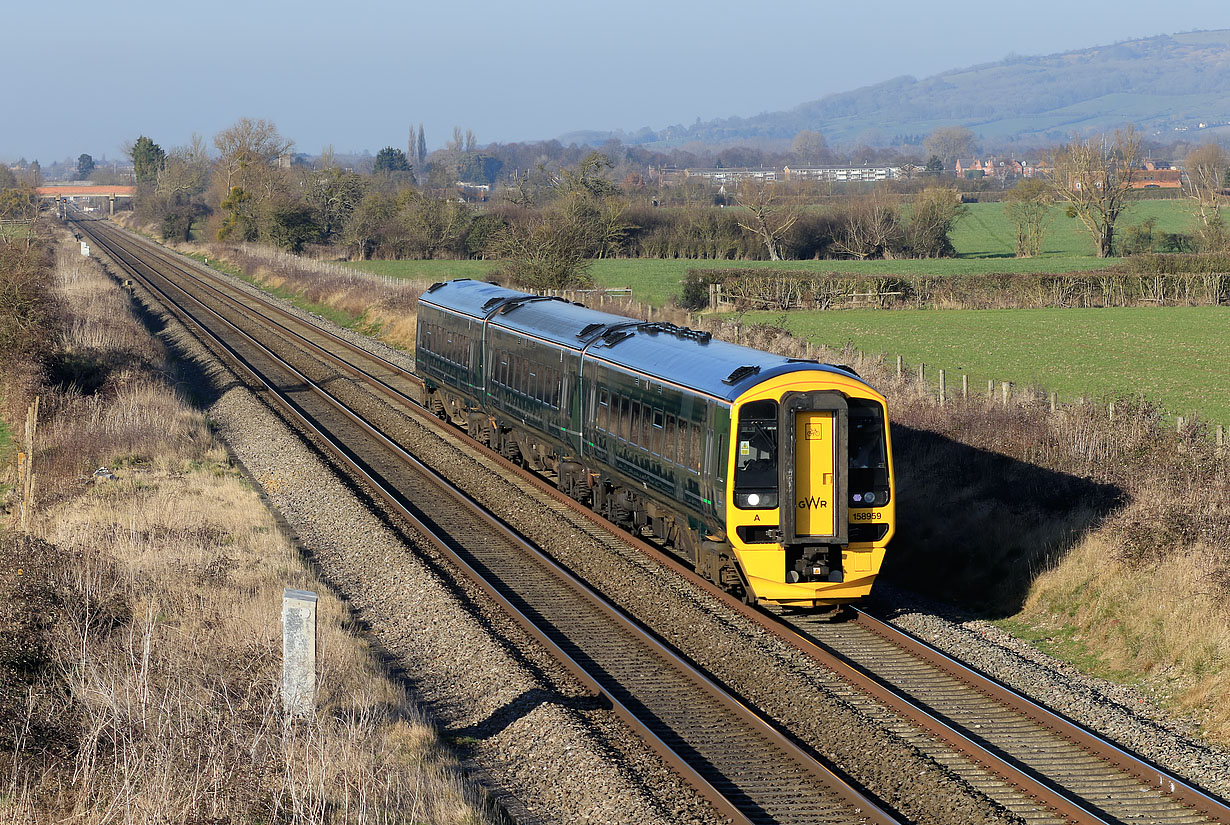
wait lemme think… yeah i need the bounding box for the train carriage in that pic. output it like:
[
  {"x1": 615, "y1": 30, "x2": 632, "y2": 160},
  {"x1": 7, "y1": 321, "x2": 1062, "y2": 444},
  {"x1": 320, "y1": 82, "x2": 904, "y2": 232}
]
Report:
[{"x1": 416, "y1": 279, "x2": 895, "y2": 608}]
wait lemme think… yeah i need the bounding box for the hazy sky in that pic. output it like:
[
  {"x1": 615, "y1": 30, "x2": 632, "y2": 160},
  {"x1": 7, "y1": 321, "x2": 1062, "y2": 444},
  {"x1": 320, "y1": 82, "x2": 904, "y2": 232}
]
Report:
[{"x1": 6, "y1": 0, "x2": 1230, "y2": 163}]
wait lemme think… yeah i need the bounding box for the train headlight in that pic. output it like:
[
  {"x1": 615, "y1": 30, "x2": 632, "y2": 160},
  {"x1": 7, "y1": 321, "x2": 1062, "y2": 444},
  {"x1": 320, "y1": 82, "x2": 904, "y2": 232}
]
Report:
[{"x1": 736, "y1": 492, "x2": 777, "y2": 509}]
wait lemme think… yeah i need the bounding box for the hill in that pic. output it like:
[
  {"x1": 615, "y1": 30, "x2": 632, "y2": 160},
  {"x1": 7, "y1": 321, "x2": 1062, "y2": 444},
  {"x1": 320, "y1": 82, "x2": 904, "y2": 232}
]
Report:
[{"x1": 563, "y1": 30, "x2": 1230, "y2": 149}]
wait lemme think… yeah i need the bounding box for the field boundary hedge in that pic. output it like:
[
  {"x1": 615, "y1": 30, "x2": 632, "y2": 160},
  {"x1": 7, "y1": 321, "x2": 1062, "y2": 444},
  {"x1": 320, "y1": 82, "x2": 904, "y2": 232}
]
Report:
[{"x1": 689, "y1": 254, "x2": 1230, "y2": 310}]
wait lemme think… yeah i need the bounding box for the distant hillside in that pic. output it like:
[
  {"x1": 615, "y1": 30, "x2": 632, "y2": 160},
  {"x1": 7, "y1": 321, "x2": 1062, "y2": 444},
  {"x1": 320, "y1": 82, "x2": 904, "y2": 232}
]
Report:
[{"x1": 564, "y1": 30, "x2": 1230, "y2": 149}]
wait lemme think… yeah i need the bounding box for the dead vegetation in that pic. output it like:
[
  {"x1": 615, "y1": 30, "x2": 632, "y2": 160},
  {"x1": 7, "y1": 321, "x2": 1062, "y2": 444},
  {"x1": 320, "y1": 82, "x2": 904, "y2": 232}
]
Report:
[
  {"x1": 1, "y1": 236, "x2": 496, "y2": 823},
  {"x1": 84, "y1": 226, "x2": 1230, "y2": 743},
  {"x1": 708, "y1": 317, "x2": 1230, "y2": 743}
]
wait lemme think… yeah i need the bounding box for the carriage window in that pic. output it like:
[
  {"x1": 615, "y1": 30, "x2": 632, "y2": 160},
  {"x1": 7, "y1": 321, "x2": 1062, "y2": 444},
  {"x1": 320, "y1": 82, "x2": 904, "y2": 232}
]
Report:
[
  {"x1": 651, "y1": 409, "x2": 665, "y2": 455},
  {"x1": 630, "y1": 402, "x2": 643, "y2": 448},
  {"x1": 664, "y1": 415, "x2": 677, "y2": 464},
  {"x1": 689, "y1": 422, "x2": 702, "y2": 473},
  {"x1": 619, "y1": 396, "x2": 632, "y2": 441}
]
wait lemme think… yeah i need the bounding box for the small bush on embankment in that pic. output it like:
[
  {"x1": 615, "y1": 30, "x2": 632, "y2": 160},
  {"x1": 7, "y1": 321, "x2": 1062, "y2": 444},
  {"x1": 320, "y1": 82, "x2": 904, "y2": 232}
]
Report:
[
  {"x1": 704, "y1": 317, "x2": 1230, "y2": 743},
  {"x1": 0, "y1": 233, "x2": 494, "y2": 823}
]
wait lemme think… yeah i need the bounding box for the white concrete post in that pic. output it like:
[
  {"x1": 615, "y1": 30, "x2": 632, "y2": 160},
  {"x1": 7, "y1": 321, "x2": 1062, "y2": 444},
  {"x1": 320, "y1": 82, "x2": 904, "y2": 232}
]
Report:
[{"x1": 282, "y1": 588, "x2": 317, "y2": 719}]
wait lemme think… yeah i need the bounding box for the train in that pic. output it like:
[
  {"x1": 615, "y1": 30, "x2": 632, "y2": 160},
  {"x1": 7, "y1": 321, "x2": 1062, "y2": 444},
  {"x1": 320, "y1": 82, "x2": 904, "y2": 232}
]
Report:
[{"x1": 414, "y1": 279, "x2": 895, "y2": 608}]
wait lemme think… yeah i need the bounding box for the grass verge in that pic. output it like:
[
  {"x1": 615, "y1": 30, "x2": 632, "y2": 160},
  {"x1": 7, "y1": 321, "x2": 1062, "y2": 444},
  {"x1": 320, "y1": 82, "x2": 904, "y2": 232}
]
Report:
[{"x1": 0, "y1": 233, "x2": 496, "y2": 823}]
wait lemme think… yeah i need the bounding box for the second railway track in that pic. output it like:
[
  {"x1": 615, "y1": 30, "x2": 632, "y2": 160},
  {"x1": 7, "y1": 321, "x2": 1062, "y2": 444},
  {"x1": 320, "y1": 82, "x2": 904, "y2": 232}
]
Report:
[{"x1": 74, "y1": 215, "x2": 1230, "y2": 825}]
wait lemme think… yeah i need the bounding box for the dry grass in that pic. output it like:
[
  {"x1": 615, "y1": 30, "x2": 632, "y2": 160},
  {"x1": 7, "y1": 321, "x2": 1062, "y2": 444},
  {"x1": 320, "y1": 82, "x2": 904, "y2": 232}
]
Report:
[
  {"x1": 96, "y1": 230, "x2": 1230, "y2": 744},
  {"x1": 1, "y1": 233, "x2": 496, "y2": 823},
  {"x1": 700, "y1": 314, "x2": 1230, "y2": 744}
]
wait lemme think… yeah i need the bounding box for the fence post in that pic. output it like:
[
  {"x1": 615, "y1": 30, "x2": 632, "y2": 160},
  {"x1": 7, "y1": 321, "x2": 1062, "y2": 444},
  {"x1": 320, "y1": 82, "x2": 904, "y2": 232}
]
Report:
[
  {"x1": 938, "y1": 369, "x2": 946, "y2": 407},
  {"x1": 917, "y1": 363, "x2": 925, "y2": 383},
  {"x1": 19, "y1": 396, "x2": 39, "y2": 531},
  {"x1": 1001, "y1": 382, "x2": 1011, "y2": 408},
  {"x1": 282, "y1": 588, "x2": 318, "y2": 720},
  {"x1": 896, "y1": 355, "x2": 902, "y2": 379},
  {"x1": 1177, "y1": 416, "x2": 1185, "y2": 433},
  {"x1": 962, "y1": 374, "x2": 968, "y2": 401},
  {"x1": 1050, "y1": 391, "x2": 1057, "y2": 412},
  {"x1": 987, "y1": 379, "x2": 994, "y2": 399},
  {"x1": 1217, "y1": 426, "x2": 1225, "y2": 448},
  {"x1": 1109, "y1": 401, "x2": 1115, "y2": 422}
]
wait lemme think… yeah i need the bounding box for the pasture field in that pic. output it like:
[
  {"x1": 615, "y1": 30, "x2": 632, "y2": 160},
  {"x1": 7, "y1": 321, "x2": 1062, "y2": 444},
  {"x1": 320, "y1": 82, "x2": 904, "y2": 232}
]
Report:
[
  {"x1": 950, "y1": 197, "x2": 1193, "y2": 258},
  {"x1": 740, "y1": 305, "x2": 1230, "y2": 424},
  {"x1": 344, "y1": 199, "x2": 1203, "y2": 306}
]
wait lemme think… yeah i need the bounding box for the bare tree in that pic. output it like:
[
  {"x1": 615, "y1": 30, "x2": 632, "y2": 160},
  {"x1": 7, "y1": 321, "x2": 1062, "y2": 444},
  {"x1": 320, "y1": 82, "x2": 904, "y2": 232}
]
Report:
[
  {"x1": 157, "y1": 134, "x2": 210, "y2": 198},
  {"x1": 1003, "y1": 177, "x2": 1054, "y2": 257},
  {"x1": 213, "y1": 118, "x2": 294, "y2": 203},
  {"x1": 790, "y1": 130, "x2": 829, "y2": 166},
  {"x1": 1183, "y1": 142, "x2": 1228, "y2": 249},
  {"x1": 924, "y1": 126, "x2": 977, "y2": 169},
  {"x1": 1048, "y1": 128, "x2": 1142, "y2": 258},
  {"x1": 734, "y1": 180, "x2": 798, "y2": 261},
  {"x1": 832, "y1": 192, "x2": 902, "y2": 260}
]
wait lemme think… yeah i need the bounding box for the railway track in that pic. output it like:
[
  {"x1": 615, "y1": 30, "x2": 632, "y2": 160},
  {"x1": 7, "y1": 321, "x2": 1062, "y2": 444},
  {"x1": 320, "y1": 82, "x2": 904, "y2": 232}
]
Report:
[
  {"x1": 74, "y1": 216, "x2": 899, "y2": 824},
  {"x1": 74, "y1": 215, "x2": 1230, "y2": 825}
]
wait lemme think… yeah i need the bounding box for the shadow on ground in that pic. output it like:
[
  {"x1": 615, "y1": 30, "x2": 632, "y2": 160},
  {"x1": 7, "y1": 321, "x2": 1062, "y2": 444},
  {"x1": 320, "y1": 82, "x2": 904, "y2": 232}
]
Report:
[{"x1": 879, "y1": 422, "x2": 1124, "y2": 618}]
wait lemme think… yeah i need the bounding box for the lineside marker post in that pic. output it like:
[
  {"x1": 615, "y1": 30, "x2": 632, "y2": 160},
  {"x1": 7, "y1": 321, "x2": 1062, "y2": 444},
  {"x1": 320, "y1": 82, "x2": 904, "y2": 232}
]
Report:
[
  {"x1": 1050, "y1": 391, "x2": 1057, "y2": 413},
  {"x1": 896, "y1": 355, "x2": 902, "y2": 378},
  {"x1": 962, "y1": 374, "x2": 968, "y2": 401},
  {"x1": 938, "y1": 369, "x2": 946, "y2": 407},
  {"x1": 1001, "y1": 382, "x2": 1011, "y2": 408},
  {"x1": 282, "y1": 588, "x2": 318, "y2": 720}
]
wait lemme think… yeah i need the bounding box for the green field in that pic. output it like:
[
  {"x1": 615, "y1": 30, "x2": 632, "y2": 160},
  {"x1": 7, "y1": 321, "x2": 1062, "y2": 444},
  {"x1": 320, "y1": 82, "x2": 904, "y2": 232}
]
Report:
[
  {"x1": 740, "y1": 306, "x2": 1230, "y2": 424},
  {"x1": 950, "y1": 197, "x2": 1193, "y2": 258},
  {"x1": 341, "y1": 199, "x2": 1225, "y2": 421},
  {"x1": 345, "y1": 199, "x2": 1203, "y2": 306}
]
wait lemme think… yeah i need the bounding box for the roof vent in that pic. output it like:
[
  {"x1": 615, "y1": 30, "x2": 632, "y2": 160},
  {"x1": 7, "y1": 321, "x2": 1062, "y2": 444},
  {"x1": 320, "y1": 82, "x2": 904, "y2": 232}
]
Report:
[
  {"x1": 578, "y1": 322, "x2": 606, "y2": 339},
  {"x1": 723, "y1": 365, "x2": 761, "y2": 385}
]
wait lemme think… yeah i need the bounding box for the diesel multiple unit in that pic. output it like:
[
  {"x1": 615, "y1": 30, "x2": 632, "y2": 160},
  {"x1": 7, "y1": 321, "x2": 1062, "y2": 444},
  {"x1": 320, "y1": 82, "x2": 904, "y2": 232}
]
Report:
[{"x1": 415, "y1": 279, "x2": 895, "y2": 607}]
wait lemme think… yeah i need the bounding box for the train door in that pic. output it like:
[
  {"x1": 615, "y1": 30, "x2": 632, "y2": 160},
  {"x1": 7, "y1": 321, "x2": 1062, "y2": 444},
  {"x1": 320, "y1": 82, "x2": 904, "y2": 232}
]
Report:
[{"x1": 780, "y1": 392, "x2": 848, "y2": 547}]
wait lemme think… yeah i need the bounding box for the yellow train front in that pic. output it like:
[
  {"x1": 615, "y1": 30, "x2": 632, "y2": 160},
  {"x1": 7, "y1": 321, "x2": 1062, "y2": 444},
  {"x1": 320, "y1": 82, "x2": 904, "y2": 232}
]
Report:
[
  {"x1": 723, "y1": 370, "x2": 895, "y2": 607},
  {"x1": 415, "y1": 280, "x2": 894, "y2": 608}
]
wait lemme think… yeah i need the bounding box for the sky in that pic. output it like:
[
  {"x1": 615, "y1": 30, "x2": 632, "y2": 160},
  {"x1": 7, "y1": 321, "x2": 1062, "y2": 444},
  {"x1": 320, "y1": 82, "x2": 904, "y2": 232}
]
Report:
[{"x1": 6, "y1": 0, "x2": 1230, "y2": 164}]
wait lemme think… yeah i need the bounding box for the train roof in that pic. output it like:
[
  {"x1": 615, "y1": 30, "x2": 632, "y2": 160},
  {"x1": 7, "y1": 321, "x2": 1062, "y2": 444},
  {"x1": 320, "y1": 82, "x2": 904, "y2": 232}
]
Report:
[{"x1": 419, "y1": 279, "x2": 870, "y2": 403}]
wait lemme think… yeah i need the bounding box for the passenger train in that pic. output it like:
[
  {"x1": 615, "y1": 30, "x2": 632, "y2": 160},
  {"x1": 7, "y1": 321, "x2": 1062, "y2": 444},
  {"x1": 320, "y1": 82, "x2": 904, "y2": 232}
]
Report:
[{"x1": 415, "y1": 279, "x2": 895, "y2": 608}]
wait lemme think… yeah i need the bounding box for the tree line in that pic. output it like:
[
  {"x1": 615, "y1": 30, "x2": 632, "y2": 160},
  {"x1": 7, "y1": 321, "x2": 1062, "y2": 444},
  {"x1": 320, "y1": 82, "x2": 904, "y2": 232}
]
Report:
[{"x1": 107, "y1": 119, "x2": 1230, "y2": 289}]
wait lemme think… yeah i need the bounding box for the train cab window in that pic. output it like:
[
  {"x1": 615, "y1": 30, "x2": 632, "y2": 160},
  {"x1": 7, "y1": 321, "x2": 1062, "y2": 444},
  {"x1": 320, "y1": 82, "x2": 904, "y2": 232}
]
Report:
[
  {"x1": 849, "y1": 399, "x2": 891, "y2": 506},
  {"x1": 734, "y1": 400, "x2": 778, "y2": 509}
]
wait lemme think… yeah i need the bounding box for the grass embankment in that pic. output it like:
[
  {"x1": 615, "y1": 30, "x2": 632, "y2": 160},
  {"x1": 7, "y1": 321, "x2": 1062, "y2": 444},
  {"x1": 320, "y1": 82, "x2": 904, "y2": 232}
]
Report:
[
  {"x1": 738, "y1": 306, "x2": 1230, "y2": 424},
  {"x1": 716, "y1": 319, "x2": 1230, "y2": 743},
  {"x1": 0, "y1": 236, "x2": 493, "y2": 823}
]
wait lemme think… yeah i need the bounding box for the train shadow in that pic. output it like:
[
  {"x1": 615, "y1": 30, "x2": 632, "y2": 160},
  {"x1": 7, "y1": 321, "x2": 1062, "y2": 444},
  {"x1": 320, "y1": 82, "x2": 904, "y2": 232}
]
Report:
[{"x1": 876, "y1": 422, "x2": 1125, "y2": 619}]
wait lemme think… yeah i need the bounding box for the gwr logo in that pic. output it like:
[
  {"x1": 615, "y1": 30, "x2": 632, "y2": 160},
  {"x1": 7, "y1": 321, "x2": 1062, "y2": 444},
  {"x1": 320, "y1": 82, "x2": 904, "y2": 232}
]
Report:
[
  {"x1": 804, "y1": 423, "x2": 824, "y2": 441},
  {"x1": 798, "y1": 496, "x2": 829, "y2": 510}
]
